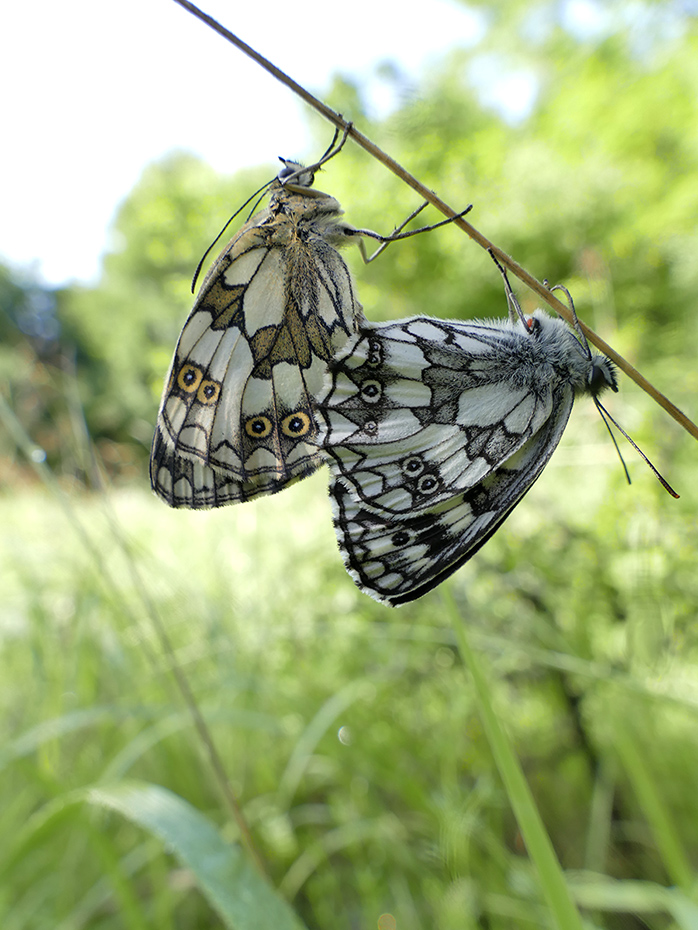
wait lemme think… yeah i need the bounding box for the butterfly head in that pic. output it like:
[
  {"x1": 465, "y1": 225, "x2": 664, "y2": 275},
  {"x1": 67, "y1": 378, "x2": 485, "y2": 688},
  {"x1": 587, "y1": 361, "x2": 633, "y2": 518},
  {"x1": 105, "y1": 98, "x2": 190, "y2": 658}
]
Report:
[
  {"x1": 277, "y1": 158, "x2": 316, "y2": 191},
  {"x1": 588, "y1": 355, "x2": 618, "y2": 397}
]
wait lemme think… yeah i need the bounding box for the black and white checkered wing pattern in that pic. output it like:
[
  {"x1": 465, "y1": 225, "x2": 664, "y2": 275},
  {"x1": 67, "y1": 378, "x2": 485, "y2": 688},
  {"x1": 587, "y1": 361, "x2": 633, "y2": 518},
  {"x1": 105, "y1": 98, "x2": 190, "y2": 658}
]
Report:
[
  {"x1": 317, "y1": 311, "x2": 613, "y2": 605},
  {"x1": 150, "y1": 165, "x2": 365, "y2": 509}
]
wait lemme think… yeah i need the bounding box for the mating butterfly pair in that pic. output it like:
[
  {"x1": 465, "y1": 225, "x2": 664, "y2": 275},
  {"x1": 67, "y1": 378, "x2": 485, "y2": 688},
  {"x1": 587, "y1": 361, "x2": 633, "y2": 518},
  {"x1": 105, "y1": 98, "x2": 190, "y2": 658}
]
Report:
[{"x1": 151, "y1": 148, "x2": 617, "y2": 605}]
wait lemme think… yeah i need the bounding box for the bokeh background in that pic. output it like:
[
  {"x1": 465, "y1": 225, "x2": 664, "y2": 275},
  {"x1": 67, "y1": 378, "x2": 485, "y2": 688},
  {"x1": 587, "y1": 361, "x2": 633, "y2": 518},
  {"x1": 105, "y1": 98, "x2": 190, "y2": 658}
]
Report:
[{"x1": 2, "y1": 1, "x2": 698, "y2": 928}]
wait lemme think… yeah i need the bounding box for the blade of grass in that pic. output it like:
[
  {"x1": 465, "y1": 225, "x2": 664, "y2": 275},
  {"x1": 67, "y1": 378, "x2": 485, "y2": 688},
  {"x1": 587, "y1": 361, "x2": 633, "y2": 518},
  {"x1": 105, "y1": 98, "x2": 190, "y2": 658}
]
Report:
[
  {"x1": 87, "y1": 782, "x2": 307, "y2": 930},
  {"x1": 445, "y1": 592, "x2": 585, "y2": 930},
  {"x1": 613, "y1": 722, "x2": 694, "y2": 892},
  {"x1": 2, "y1": 784, "x2": 307, "y2": 929},
  {"x1": 0, "y1": 392, "x2": 266, "y2": 876},
  {"x1": 565, "y1": 873, "x2": 698, "y2": 926}
]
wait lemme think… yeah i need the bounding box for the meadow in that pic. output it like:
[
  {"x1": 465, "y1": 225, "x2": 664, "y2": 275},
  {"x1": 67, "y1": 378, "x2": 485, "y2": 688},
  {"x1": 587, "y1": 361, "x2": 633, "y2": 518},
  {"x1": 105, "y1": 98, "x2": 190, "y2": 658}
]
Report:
[
  {"x1": 2, "y1": 394, "x2": 697, "y2": 928},
  {"x1": 3, "y1": 7, "x2": 698, "y2": 927}
]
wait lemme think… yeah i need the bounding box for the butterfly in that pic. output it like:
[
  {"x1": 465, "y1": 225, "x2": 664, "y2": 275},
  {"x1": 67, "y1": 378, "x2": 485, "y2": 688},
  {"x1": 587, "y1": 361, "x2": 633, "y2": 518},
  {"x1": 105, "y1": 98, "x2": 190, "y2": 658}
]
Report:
[
  {"x1": 150, "y1": 133, "x2": 472, "y2": 510},
  {"x1": 316, "y1": 303, "x2": 619, "y2": 606},
  {"x1": 150, "y1": 153, "x2": 370, "y2": 508}
]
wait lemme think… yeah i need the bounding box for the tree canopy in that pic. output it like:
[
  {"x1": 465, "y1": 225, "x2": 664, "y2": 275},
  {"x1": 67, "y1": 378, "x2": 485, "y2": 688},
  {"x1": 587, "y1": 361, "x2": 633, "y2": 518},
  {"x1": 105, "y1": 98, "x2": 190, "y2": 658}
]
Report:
[{"x1": 23, "y1": 9, "x2": 691, "y2": 479}]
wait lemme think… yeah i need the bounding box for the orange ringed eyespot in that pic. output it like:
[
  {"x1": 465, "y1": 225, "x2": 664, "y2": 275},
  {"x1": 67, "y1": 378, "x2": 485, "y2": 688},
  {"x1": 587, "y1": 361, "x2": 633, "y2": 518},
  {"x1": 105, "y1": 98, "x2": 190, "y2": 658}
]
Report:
[
  {"x1": 245, "y1": 416, "x2": 273, "y2": 439},
  {"x1": 177, "y1": 364, "x2": 203, "y2": 393},
  {"x1": 197, "y1": 380, "x2": 220, "y2": 405},
  {"x1": 281, "y1": 411, "x2": 311, "y2": 437}
]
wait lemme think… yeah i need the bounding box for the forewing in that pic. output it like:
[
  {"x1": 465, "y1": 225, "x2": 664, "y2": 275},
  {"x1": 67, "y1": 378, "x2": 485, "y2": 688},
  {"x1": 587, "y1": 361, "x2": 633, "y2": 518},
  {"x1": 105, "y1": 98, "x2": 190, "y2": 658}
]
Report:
[{"x1": 330, "y1": 384, "x2": 574, "y2": 606}]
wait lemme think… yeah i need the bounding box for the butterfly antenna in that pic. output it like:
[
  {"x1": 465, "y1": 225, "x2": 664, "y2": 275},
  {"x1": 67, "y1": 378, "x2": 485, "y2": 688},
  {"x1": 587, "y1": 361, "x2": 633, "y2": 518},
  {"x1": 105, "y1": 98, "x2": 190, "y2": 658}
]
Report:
[
  {"x1": 279, "y1": 124, "x2": 352, "y2": 189},
  {"x1": 191, "y1": 178, "x2": 275, "y2": 293},
  {"x1": 594, "y1": 399, "x2": 632, "y2": 485},
  {"x1": 549, "y1": 283, "x2": 591, "y2": 358},
  {"x1": 594, "y1": 397, "x2": 680, "y2": 498},
  {"x1": 317, "y1": 124, "x2": 347, "y2": 164},
  {"x1": 547, "y1": 283, "x2": 678, "y2": 497},
  {"x1": 488, "y1": 249, "x2": 529, "y2": 327}
]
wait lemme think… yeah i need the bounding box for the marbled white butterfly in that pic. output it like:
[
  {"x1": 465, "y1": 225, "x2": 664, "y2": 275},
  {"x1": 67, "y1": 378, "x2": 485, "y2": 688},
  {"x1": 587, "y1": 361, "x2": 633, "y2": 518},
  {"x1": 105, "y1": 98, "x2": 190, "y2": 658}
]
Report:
[
  {"x1": 317, "y1": 304, "x2": 618, "y2": 606},
  {"x1": 150, "y1": 134, "x2": 471, "y2": 509},
  {"x1": 150, "y1": 150, "x2": 372, "y2": 508}
]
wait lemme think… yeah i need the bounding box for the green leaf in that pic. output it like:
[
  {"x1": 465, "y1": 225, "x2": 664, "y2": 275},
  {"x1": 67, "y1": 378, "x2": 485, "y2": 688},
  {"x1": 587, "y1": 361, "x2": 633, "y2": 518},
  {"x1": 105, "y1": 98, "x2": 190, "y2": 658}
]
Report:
[{"x1": 86, "y1": 782, "x2": 307, "y2": 930}]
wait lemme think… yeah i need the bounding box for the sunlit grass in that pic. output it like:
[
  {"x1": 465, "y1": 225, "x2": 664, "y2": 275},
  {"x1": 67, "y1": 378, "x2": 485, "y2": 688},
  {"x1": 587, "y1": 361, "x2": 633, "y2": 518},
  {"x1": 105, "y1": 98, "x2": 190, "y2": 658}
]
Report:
[{"x1": 1, "y1": 442, "x2": 697, "y2": 928}]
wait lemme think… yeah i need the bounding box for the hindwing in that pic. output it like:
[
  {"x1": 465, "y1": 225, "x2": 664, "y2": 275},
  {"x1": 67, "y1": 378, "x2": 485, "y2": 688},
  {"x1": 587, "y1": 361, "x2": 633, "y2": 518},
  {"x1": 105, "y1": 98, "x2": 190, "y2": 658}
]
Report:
[
  {"x1": 329, "y1": 395, "x2": 571, "y2": 605},
  {"x1": 151, "y1": 166, "x2": 366, "y2": 508}
]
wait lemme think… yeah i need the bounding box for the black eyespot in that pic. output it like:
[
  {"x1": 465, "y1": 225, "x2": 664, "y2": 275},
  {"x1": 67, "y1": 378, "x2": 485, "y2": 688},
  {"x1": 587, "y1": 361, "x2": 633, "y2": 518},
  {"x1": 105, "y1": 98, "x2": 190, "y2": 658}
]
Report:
[
  {"x1": 177, "y1": 364, "x2": 203, "y2": 393},
  {"x1": 364, "y1": 420, "x2": 378, "y2": 434},
  {"x1": 417, "y1": 474, "x2": 439, "y2": 494},
  {"x1": 245, "y1": 416, "x2": 273, "y2": 439},
  {"x1": 402, "y1": 456, "x2": 424, "y2": 476},
  {"x1": 197, "y1": 380, "x2": 221, "y2": 405},
  {"x1": 281, "y1": 411, "x2": 311, "y2": 437},
  {"x1": 366, "y1": 340, "x2": 383, "y2": 367},
  {"x1": 392, "y1": 531, "x2": 411, "y2": 547},
  {"x1": 360, "y1": 380, "x2": 383, "y2": 404}
]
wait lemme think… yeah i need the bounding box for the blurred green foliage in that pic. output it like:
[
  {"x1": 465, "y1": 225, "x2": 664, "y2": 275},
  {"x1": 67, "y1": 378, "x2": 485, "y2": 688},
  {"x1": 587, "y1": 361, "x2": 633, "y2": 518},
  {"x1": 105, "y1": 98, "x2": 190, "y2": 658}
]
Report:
[
  {"x1": 1, "y1": 3, "x2": 698, "y2": 928},
  {"x1": 1, "y1": 462, "x2": 697, "y2": 927},
  {"x1": 3, "y1": 4, "x2": 695, "y2": 479}
]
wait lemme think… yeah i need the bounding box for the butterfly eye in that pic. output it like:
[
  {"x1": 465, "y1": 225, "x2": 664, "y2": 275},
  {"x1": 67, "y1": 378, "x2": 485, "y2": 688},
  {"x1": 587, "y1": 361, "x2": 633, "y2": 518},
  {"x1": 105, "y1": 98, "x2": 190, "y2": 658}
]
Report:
[
  {"x1": 197, "y1": 380, "x2": 221, "y2": 405},
  {"x1": 245, "y1": 416, "x2": 273, "y2": 439},
  {"x1": 360, "y1": 380, "x2": 383, "y2": 403},
  {"x1": 177, "y1": 364, "x2": 203, "y2": 393},
  {"x1": 588, "y1": 357, "x2": 618, "y2": 394},
  {"x1": 281, "y1": 411, "x2": 312, "y2": 437},
  {"x1": 278, "y1": 159, "x2": 314, "y2": 188}
]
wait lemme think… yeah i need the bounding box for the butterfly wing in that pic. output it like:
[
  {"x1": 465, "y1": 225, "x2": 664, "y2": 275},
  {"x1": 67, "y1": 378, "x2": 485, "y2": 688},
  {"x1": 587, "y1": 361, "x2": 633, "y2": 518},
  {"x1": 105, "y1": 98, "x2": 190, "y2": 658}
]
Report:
[
  {"x1": 151, "y1": 184, "x2": 364, "y2": 508},
  {"x1": 318, "y1": 316, "x2": 561, "y2": 514},
  {"x1": 329, "y1": 393, "x2": 572, "y2": 605},
  {"x1": 317, "y1": 314, "x2": 576, "y2": 605}
]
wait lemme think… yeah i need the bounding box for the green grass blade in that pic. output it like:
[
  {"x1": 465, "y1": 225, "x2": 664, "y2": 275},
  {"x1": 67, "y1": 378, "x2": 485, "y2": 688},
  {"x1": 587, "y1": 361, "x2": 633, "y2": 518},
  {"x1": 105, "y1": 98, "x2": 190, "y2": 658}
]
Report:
[
  {"x1": 86, "y1": 782, "x2": 307, "y2": 930},
  {"x1": 566, "y1": 873, "x2": 698, "y2": 927},
  {"x1": 613, "y1": 723, "x2": 694, "y2": 891},
  {"x1": 447, "y1": 595, "x2": 585, "y2": 930}
]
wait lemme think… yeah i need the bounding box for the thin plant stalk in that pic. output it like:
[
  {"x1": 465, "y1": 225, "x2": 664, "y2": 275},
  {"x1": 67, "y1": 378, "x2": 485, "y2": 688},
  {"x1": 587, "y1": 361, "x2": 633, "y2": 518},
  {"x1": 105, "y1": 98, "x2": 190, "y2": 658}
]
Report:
[{"x1": 171, "y1": 0, "x2": 698, "y2": 442}]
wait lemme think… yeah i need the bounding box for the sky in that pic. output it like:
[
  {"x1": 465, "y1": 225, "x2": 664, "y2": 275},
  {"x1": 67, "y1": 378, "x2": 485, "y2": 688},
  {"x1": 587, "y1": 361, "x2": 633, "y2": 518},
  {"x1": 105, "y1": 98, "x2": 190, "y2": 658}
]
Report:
[{"x1": 2, "y1": 0, "x2": 487, "y2": 288}]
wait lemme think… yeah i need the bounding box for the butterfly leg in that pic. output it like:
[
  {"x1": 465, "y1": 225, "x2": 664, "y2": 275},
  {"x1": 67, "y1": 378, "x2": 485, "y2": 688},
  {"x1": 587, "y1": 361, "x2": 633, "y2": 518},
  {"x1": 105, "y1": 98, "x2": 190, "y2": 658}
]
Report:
[{"x1": 356, "y1": 203, "x2": 474, "y2": 264}]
